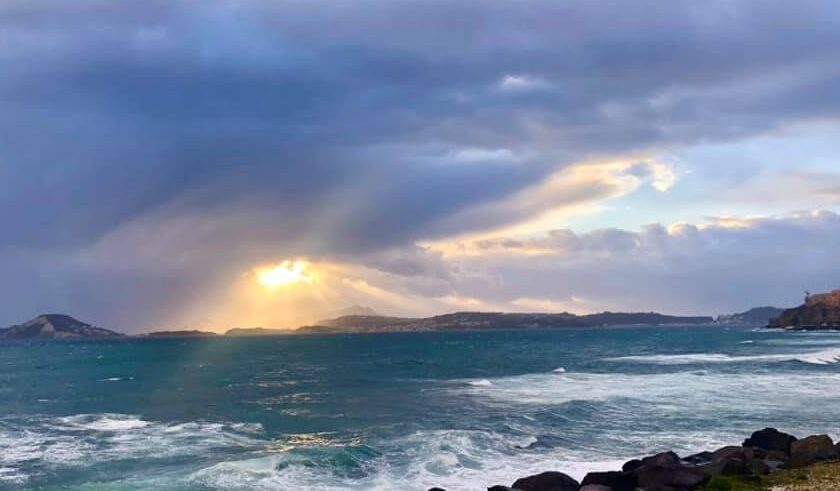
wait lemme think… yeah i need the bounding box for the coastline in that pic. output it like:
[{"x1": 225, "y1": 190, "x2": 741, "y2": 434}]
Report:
[{"x1": 433, "y1": 428, "x2": 840, "y2": 491}]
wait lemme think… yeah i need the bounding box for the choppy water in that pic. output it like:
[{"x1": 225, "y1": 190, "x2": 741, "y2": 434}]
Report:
[{"x1": 2, "y1": 326, "x2": 840, "y2": 490}]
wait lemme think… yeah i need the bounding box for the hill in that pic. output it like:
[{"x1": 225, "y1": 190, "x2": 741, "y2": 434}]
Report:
[
  {"x1": 143, "y1": 330, "x2": 218, "y2": 338},
  {"x1": 304, "y1": 311, "x2": 714, "y2": 333},
  {"x1": 769, "y1": 290, "x2": 840, "y2": 330},
  {"x1": 225, "y1": 327, "x2": 290, "y2": 337},
  {"x1": 0, "y1": 314, "x2": 124, "y2": 339},
  {"x1": 716, "y1": 306, "x2": 786, "y2": 325},
  {"x1": 329, "y1": 305, "x2": 380, "y2": 318}
]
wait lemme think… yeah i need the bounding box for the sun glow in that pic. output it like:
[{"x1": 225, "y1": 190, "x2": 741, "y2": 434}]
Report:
[{"x1": 256, "y1": 260, "x2": 314, "y2": 289}]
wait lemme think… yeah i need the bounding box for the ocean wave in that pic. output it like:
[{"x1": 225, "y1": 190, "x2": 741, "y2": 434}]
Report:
[
  {"x1": 452, "y1": 369, "x2": 840, "y2": 419},
  {"x1": 605, "y1": 347, "x2": 840, "y2": 365},
  {"x1": 189, "y1": 429, "x2": 628, "y2": 491},
  {"x1": 0, "y1": 413, "x2": 263, "y2": 484},
  {"x1": 467, "y1": 379, "x2": 493, "y2": 387}
]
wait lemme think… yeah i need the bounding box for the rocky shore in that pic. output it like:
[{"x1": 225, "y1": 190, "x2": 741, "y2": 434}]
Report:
[
  {"x1": 429, "y1": 428, "x2": 840, "y2": 491},
  {"x1": 769, "y1": 289, "x2": 840, "y2": 330}
]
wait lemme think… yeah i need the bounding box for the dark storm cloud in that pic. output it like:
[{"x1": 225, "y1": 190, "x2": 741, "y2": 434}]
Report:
[
  {"x1": 4, "y1": 0, "x2": 840, "y2": 249},
  {"x1": 2, "y1": 0, "x2": 840, "y2": 328}
]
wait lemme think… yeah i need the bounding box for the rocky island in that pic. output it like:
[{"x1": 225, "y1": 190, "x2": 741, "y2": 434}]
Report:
[
  {"x1": 769, "y1": 290, "x2": 840, "y2": 330},
  {"x1": 0, "y1": 314, "x2": 124, "y2": 339},
  {"x1": 429, "y1": 428, "x2": 840, "y2": 491}
]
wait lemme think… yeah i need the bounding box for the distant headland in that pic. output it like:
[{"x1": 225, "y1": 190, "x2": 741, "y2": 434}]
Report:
[{"x1": 769, "y1": 289, "x2": 840, "y2": 330}]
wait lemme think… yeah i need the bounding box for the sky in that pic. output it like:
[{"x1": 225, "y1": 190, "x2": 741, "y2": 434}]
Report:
[{"x1": 2, "y1": 0, "x2": 840, "y2": 332}]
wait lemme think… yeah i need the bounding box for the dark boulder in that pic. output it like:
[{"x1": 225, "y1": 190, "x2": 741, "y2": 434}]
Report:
[
  {"x1": 621, "y1": 459, "x2": 643, "y2": 472},
  {"x1": 631, "y1": 463, "x2": 710, "y2": 490},
  {"x1": 511, "y1": 471, "x2": 580, "y2": 491},
  {"x1": 742, "y1": 428, "x2": 797, "y2": 454},
  {"x1": 623, "y1": 451, "x2": 710, "y2": 490},
  {"x1": 702, "y1": 445, "x2": 784, "y2": 477},
  {"x1": 581, "y1": 470, "x2": 637, "y2": 491},
  {"x1": 682, "y1": 451, "x2": 714, "y2": 465},
  {"x1": 640, "y1": 451, "x2": 681, "y2": 467},
  {"x1": 706, "y1": 446, "x2": 749, "y2": 476},
  {"x1": 428, "y1": 488, "x2": 447, "y2": 491},
  {"x1": 620, "y1": 451, "x2": 682, "y2": 475},
  {"x1": 579, "y1": 486, "x2": 614, "y2": 491},
  {"x1": 790, "y1": 434, "x2": 835, "y2": 468}
]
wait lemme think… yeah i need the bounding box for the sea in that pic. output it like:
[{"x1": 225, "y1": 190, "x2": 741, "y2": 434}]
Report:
[{"x1": 2, "y1": 325, "x2": 840, "y2": 491}]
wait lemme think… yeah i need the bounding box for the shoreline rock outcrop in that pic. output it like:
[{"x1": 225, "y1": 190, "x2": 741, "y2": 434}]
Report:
[
  {"x1": 769, "y1": 289, "x2": 840, "y2": 330},
  {"x1": 429, "y1": 428, "x2": 840, "y2": 491}
]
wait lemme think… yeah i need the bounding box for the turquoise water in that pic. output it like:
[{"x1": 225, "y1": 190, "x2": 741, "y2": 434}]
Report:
[{"x1": 2, "y1": 326, "x2": 840, "y2": 490}]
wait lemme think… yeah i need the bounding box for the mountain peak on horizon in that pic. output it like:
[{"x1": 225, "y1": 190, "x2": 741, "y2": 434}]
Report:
[
  {"x1": 1, "y1": 314, "x2": 124, "y2": 339},
  {"x1": 332, "y1": 305, "x2": 381, "y2": 318}
]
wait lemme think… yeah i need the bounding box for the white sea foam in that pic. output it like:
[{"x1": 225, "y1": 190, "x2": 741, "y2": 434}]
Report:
[
  {"x1": 605, "y1": 347, "x2": 840, "y2": 365},
  {"x1": 188, "y1": 425, "x2": 743, "y2": 491},
  {"x1": 0, "y1": 466, "x2": 26, "y2": 485},
  {"x1": 452, "y1": 368, "x2": 840, "y2": 423},
  {"x1": 57, "y1": 414, "x2": 150, "y2": 431},
  {"x1": 0, "y1": 413, "x2": 264, "y2": 483},
  {"x1": 553, "y1": 367, "x2": 566, "y2": 373},
  {"x1": 468, "y1": 379, "x2": 493, "y2": 387},
  {"x1": 189, "y1": 428, "x2": 630, "y2": 491}
]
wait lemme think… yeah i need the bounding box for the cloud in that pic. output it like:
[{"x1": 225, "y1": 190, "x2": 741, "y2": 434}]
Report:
[
  {"x1": 422, "y1": 210, "x2": 840, "y2": 315},
  {"x1": 498, "y1": 74, "x2": 550, "y2": 92},
  {"x1": 2, "y1": 0, "x2": 840, "y2": 329}
]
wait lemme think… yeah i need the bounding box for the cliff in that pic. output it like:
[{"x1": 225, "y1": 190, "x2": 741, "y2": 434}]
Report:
[
  {"x1": 769, "y1": 290, "x2": 840, "y2": 330},
  {"x1": 0, "y1": 314, "x2": 124, "y2": 339}
]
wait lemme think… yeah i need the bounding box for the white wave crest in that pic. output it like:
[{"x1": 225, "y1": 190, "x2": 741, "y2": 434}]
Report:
[
  {"x1": 468, "y1": 379, "x2": 493, "y2": 387},
  {"x1": 0, "y1": 413, "x2": 264, "y2": 484},
  {"x1": 605, "y1": 347, "x2": 840, "y2": 365},
  {"x1": 452, "y1": 369, "x2": 840, "y2": 419},
  {"x1": 189, "y1": 429, "x2": 627, "y2": 491}
]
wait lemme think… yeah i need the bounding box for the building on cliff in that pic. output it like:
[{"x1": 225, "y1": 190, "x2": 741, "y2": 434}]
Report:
[
  {"x1": 769, "y1": 289, "x2": 840, "y2": 330},
  {"x1": 805, "y1": 289, "x2": 840, "y2": 308}
]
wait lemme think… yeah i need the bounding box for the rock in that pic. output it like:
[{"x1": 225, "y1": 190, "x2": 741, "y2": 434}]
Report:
[
  {"x1": 742, "y1": 428, "x2": 797, "y2": 454},
  {"x1": 428, "y1": 488, "x2": 447, "y2": 491},
  {"x1": 790, "y1": 434, "x2": 835, "y2": 468},
  {"x1": 621, "y1": 459, "x2": 643, "y2": 472},
  {"x1": 511, "y1": 471, "x2": 580, "y2": 491},
  {"x1": 682, "y1": 451, "x2": 714, "y2": 465},
  {"x1": 488, "y1": 487, "x2": 520, "y2": 491},
  {"x1": 581, "y1": 471, "x2": 637, "y2": 491},
  {"x1": 640, "y1": 451, "x2": 682, "y2": 467},
  {"x1": 705, "y1": 446, "x2": 749, "y2": 476},
  {"x1": 701, "y1": 445, "x2": 785, "y2": 477},
  {"x1": 745, "y1": 458, "x2": 771, "y2": 476},
  {"x1": 631, "y1": 463, "x2": 710, "y2": 490},
  {"x1": 579, "y1": 486, "x2": 613, "y2": 491}
]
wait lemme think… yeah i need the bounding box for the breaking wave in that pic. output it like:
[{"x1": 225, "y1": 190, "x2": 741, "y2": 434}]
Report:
[
  {"x1": 605, "y1": 347, "x2": 840, "y2": 365},
  {"x1": 0, "y1": 414, "x2": 262, "y2": 485}
]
